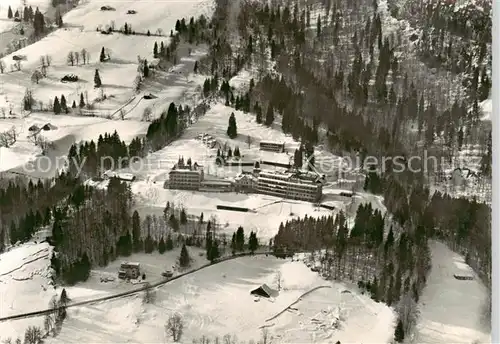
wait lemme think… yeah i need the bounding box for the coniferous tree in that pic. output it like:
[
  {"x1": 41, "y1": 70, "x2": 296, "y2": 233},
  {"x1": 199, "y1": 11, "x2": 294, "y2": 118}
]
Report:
[
  {"x1": 235, "y1": 226, "x2": 245, "y2": 251},
  {"x1": 132, "y1": 210, "x2": 141, "y2": 252},
  {"x1": 153, "y1": 42, "x2": 158, "y2": 58},
  {"x1": 227, "y1": 112, "x2": 237, "y2": 138},
  {"x1": 8, "y1": 6, "x2": 13, "y2": 19},
  {"x1": 179, "y1": 244, "x2": 190, "y2": 268},
  {"x1": 60, "y1": 94, "x2": 67, "y2": 113},
  {"x1": 79, "y1": 93, "x2": 85, "y2": 108},
  {"x1": 166, "y1": 234, "x2": 174, "y2": 251},
  {"x1": 394, "y1": 319, "x2": 404, "y2": 342},
  {"x1": 255, "y1": 103, "x2": 262, "y2": 124},
  {"x1": 143, "y1": 60, "x2": 150, "y2": 78},
  {"x1": 158, "y1": 237, "x2": 166, "y2": 254},
  {"x1": 193, "y1": 61, "x2": 198, "y2": 73},
  {"x1": 248, "y1": 231, "x2": 258, "y2": 253},
  {"x1": 53, "y1": 96, "x2": 61, "y2": 114},
  {"x1": 94, "y1": 69, "x2": 102, "y2": 87},
  {"x1": 99, "y1": 47, "x2": 106, "y2": 62},
  {"x1": 23, "y1": 7, "x2": 29, "y2": 22},
  {"x1": 180, "y1": 208, "x2": 187, "y2": 225},
  {"x1": 265, "y1": 104, "x2": 274, "y2": 126}
]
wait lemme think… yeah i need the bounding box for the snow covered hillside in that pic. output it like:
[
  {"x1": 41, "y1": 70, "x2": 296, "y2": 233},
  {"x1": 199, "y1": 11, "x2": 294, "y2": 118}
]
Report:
[
  {"x1": 0, "y1": 242, "x2": 55, "y2": 340},
  {"x1": 414, "y1": 241, "x2": 490, "y2": 344},
  {"x1": 45, "y1": 257, "x2": 395, "y2": 343}
]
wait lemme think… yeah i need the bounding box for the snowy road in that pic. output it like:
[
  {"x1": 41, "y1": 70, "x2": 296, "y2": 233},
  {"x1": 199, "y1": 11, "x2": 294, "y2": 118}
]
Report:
[{"x1": 414, "y1": 241, "x2": 490, "y2": 343}]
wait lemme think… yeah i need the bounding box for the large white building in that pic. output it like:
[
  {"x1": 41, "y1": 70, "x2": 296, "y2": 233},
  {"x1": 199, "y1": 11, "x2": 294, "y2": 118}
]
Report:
[
  {"x1": 256, "y1": 170, "x2": 322, "y2": 202},
  {"x1": 259, "y1": 141, "x2": 285, "y2": 153},
  {"x1": 168, "y1": 158, "x2": 204, "y2": 190}
]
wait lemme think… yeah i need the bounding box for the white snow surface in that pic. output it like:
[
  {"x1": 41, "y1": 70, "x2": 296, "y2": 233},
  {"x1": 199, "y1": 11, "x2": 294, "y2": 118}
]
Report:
[
  {"x1": 414, "y1": 240, "x2": 490, "y2": 344},
  {"x1": 45, "y1": 257, "x2": 395, "y2": 343},
  {"x1": 480, "y1": 97, "x2": 492, "y2": 121},
  {"x1": 0, "y1": 242, "x2": 55, "y2": 340},
  {"x1": 0, "y1": 0, "x2": 214, "y2": 117}
]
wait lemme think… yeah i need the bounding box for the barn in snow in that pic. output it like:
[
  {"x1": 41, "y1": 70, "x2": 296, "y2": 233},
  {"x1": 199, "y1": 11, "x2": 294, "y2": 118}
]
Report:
[{"x1": 250, "y1": 284, "x2": 277, "y2": 298}]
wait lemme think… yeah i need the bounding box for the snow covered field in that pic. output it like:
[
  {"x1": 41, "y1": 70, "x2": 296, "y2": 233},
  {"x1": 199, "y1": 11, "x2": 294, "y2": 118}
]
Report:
[
  {"x1": 45, "y1": 257, "x2": 395, "y2": 343},
  {"x1": 0, "y1": 238, "x2": 491, "y2": 343},
  {"x1": 414, "y1": 241, "x2": 490, "y2": 344},
  {"x1": 0, "y1": 113, "x2": 149, "y2": 173},
  {"x1": 133, "y1": 184, "x2": 332, "y2": 241},
  {"x1": 0, "y1": 0, "x2": 214, "y2": 131}
]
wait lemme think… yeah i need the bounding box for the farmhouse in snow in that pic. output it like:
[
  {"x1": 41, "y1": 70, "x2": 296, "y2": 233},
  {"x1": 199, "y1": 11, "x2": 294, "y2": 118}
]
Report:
[{"x1": 118, "y1": 262, "x2": 140, "y2": 279}]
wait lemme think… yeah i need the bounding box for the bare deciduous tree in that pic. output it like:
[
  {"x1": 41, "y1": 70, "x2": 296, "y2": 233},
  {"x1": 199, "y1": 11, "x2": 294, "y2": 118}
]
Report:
[
  {"x1": 39, "y1": 56, "x2": 46, "y2": 67},
  {"x1": 0, "y1": 126, "x2": 18, "y2": 147},
  {"x1": 274, "y1": 271, "x2": 283, "y2": 291},
  {"x1": 31, "y1": 70, "x2": 42, "y2": 84},
  {"x1": 142, "y1": 282, "x2": 156, "y2": 304},
  {"x1": 134, "y1": 74, "x2": 143, "y2": 93},
  {"x1": 23, "y1": 326, "x2": 42, "y2": 344},
  {"x1": 119, "y1": 108, "x2": 126, "y2": 120},
  {"x1": 45, "y1": 55, "x2": 52, "y2": 66},
  {"x1": 81, "y1": 48, "x2": 88, "y2": 64},
  {"x1": 74, "y1": 51, "x2": 80, "y2": 65},
  {"x1": 397, "y1": 293, "x2": 419, "y2": 335},
  {"x1": 165, "y1": 313, "x2": 184, "y2": 342},
  {"x1": 0, "y1": 59, "x2": 5, "y2": 73},
  {"x1": 67, "y1": 51, "x2": 75, "y2": 66},
  {"x1": 260, "y1": 328, "x2": 271, "y2": 344},
  {"x1": 43, "y1": 313, "x2": 54, "y2": 336},
  {"x1": 142, "y1": 106, "x2": 152, "y2": 121}
]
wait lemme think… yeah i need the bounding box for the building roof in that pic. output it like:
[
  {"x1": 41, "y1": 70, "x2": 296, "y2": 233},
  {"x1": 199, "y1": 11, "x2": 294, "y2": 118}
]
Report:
[
  {"x1": 201, "y1": 180, "x2": 232, "y2": 186},
  {"x1": 250, "y1": 283, "x2": 276, "y2": 297},
  {"x1": 121, "y1": 262, "x2": 140, "y2": 267},
  {"x1": 259, "y1": 141, "x2": 284, "y2": 146},
  {"x1": 103, "y1": 171, "x2": 135, "y2": 181}
]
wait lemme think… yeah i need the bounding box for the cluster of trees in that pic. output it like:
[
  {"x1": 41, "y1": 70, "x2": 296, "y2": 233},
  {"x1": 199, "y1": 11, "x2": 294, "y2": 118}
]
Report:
[
  {"x1": 49, "y1": 177, "x2": 132, "y2": 283},
  {"x1": 273, "y1": 208, "x2": 427, "y2": 337},
  {"x1": 231, "y1": 0, "x2": 491, "y2": 298},
  {"x1": 64, "y1": 101, "x2": 189, "y2": 179},
  {"x1": 66, "y1": 130, "x2": 128, "y2": 178},
  {"x1": 0, "y1": 173, "x2": 82, "y2": 252},
  {"x1": 216, "y1": 145, "x2": 242, "y2": 163},
  {"x1": 7, "y1": 5, "x2": 47, "y2": 36},
  {"x1": 230, "y1": 226, "x2": 259, "y2": 254}
]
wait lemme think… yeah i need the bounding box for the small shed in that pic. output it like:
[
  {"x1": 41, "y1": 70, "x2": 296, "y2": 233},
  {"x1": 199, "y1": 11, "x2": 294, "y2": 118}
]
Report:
[
  {"x1": 250, "y1": 284, "x2": 276, "y2": 298},
  {"x1": 28, "y1": 124, "x2": 40, "y2": 132},
  {"x1": 42, "y1": 123, "x2": 57, "y2": 130}
]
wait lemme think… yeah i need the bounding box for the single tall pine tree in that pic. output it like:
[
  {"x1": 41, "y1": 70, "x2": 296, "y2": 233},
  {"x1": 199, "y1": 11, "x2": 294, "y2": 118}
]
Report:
[
  {"x1": 8, "y1": 6, "x2": 13, "y2": 19},
  {"x1": 265, "y1": 104, "x2": 274, "y2": 126},
  {"x1": 99, "y1": 47, "x2": 106, "y2": 62},
  {"x1": 79, "y1": 92, "x2": 85, "y2": 108},
  {"x1": 60, "y1": 94, "x2": 67, "y2": 112},
  {"x1": 53, "y1": 96, "x2": 61, "y2": 114},
  {"x1": 227, "y1": 112, "x2": 237, "y2": 138},
  {"x1": 153, "y1": 42, "x2": 158, "y2": 58},
  {"x1": 179, "y1": 244, "x2": 190, "y2": 268},
  {"x1": 94, "y1": 69, "x2": 102, "y2": 87},
  {"x1": 394, "y1": 319, "x2": 404, "y2": 343}
]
